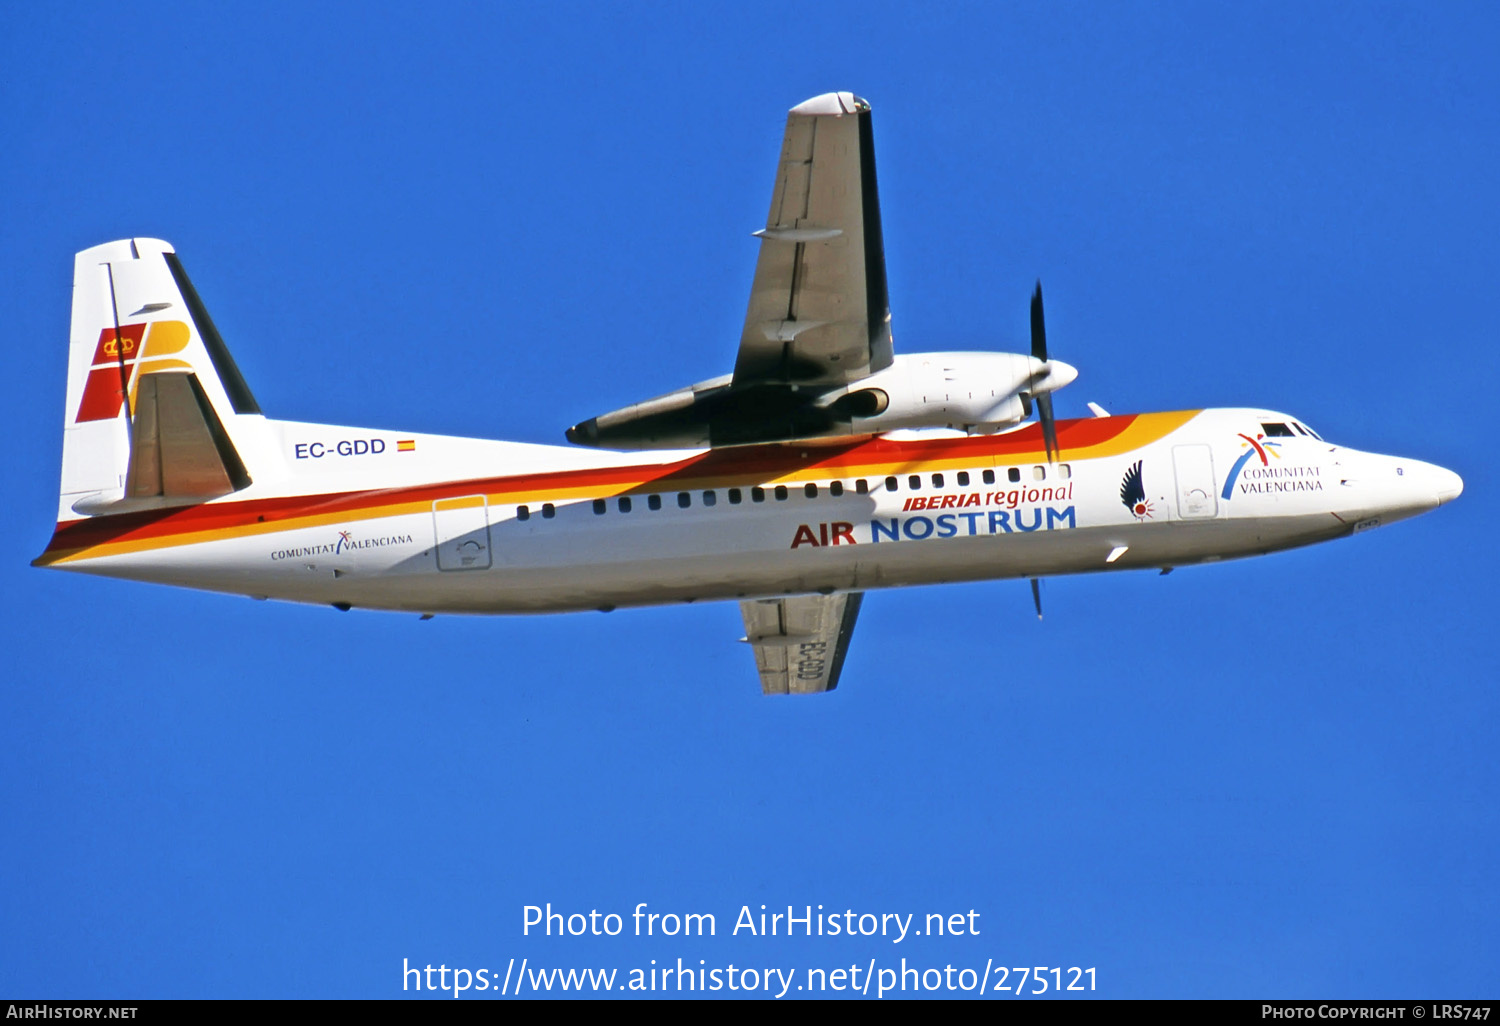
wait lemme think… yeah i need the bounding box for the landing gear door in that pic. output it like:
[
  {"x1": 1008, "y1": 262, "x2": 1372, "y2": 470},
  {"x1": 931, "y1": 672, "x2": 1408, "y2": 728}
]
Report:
[
  {"x1": 433, "y1": 495, "x2": 492, "y2": 571},
  {"x1": 1172, "y1": 445, "x2": 1219, "y2": 520}
]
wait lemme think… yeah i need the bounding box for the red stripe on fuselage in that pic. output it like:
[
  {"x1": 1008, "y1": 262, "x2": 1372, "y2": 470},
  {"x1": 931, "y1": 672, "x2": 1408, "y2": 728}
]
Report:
[{"x1": 41, "y1": 415, "x2": 1144, "y2": 558}]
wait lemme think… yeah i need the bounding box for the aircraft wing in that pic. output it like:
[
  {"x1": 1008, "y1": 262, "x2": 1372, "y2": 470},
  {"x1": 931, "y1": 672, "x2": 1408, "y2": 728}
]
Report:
[
  {"x1": 739, "y1": 592, "x2": 864, "y2": 695},
  {"x1": 732, "y1": 92, "x2": 892, "y2": 388}
]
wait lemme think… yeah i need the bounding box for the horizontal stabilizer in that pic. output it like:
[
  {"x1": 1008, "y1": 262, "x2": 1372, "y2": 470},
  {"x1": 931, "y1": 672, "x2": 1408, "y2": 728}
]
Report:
[{"x1": 125, "y1": 371, "x2": 252, "y2": 500}]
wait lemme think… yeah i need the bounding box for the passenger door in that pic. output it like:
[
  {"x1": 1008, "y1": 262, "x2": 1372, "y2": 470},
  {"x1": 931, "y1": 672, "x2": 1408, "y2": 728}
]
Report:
[{"x1": 1172, "y1": 445, "x2": 1219, "y2": 520}]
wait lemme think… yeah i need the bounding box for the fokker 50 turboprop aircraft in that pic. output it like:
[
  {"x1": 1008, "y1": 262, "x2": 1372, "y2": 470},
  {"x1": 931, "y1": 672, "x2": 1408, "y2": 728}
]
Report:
[{"x1": 36, "y1": 92, "x2": 1461, "y2": 694}]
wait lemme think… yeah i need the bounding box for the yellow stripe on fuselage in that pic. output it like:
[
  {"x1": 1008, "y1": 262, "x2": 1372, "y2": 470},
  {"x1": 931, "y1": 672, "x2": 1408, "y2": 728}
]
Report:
[{"x1": 40, "y1": 411, "x2": 1202, "y2": 565}]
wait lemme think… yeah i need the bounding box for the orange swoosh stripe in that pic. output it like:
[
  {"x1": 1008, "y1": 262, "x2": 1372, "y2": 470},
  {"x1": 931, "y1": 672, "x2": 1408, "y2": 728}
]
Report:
[{"x1": 37, "y1": 411, "x2": 1200, "y2": 564}]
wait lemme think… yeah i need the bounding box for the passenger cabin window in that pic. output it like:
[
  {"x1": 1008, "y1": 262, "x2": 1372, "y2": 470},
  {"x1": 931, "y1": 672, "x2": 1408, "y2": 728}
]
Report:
[
  {"x1": 1057, "y1": 464, "x2": 1072, "y2": 479},
  {"x1": 702, "y1": 490, "x2": 716, "y2": 507},
  {"x1": 648, "y1": 494, "x2": 662, "y2": 511},
  {"x1": 677, "y1": 492, "x2": 691, "y2": 508},
  {"x1": 728, "y1": 488, "x2": 742, "y2": 504},
  {"x1": 618, "y1": 497, "x2": 632, "y2": 513},
  {"x1": 1032, "y1": 466, "x2": 1046, "y2": 481},
  {"x1": 751, "y1": 486, "x2": 766, "y2": 503},
  {"x1": 830, "y1": 481, "x2": 844, "y2": 497},
  {"x1": 804, "y1": 483, "x2": 818, "y2": 498},
  {"x1": 931, "y1": 473, "x2": 944, "y2": 488},
  {"x1": 885, "y1": 476, "x2": 899, "y2": 492},
  {"x1": 542, "y1": 503, "x2": 556, "y2": 519},
  {"x1": 1261, "y1": 422, "x2": 1295, "y2": 437},
  {"x1": 855, "y1": 479, "x2": 868, "y2": 494},
  {"x1": 517, "y1": 505, "x2": 530, "y2": 521},
  {"x1": 774, "y1": 485, "x2": 788, "y2": 500},
  {"x1": 956, "y1": 471, "x2": 969, "y2": 486},
  {"x1": 1008, "y1": 467, "x2": 1021, "y2": 483},
  {"x1": 908, "y1": 474, "x2": 921, "y2": 490},
  {"x1": 982, "y1": 469, "x2": 995, "y2": 485},
  {"x1": 592, "y1": 499, "x2": 606, "y2": 515}
]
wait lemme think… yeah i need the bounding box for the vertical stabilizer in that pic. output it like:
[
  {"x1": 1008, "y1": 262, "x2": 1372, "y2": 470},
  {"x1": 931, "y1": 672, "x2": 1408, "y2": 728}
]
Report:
[{"x1": 55, "y1": 239, "x2": 265, "y2": 522}]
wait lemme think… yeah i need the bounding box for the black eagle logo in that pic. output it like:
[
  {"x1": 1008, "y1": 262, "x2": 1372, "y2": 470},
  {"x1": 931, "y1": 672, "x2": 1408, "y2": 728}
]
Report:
[{"x1": 1120, "y1": 461, "x2": 1152, "y2": 519}]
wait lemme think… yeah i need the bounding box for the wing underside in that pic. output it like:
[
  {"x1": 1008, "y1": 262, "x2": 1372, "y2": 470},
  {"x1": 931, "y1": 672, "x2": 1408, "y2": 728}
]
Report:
[
  {"x1": 739, "y1": 591, "x2": 864, "y2": 695},
  {"x1": 733, "y1": 91, "x2": 891, "y2": 387},
  {"x1": 565, "y1": 92, "x2": 894, "y2": 450}
]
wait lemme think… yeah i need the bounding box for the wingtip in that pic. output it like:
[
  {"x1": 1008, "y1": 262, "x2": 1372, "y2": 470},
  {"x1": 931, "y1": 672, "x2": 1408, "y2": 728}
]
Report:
[
  {"x1": 791, "y1": 92, "x2": 868, "y2": 116},
  {"x1": 75, "y1": 237, "x2": 176, "y2": 262}
]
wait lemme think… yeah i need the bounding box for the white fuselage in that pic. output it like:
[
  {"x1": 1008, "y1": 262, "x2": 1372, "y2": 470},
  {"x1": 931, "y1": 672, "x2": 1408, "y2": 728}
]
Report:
[{"x1": 37, "y1": 408, "x2": 1462, "y2": 616}]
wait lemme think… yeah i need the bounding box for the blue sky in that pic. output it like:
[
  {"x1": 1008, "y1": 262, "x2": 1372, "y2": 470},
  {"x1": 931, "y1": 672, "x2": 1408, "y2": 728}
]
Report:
[{"x1": 3, "y1": 1, "x2": 1496, "y2": 999}]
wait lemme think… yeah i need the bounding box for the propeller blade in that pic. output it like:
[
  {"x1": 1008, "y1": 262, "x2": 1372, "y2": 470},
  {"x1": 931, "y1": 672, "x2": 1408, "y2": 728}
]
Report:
[
  {"x1": 1030, "y1": 577, "x2": 1044, "y2": 620},
  {"x1": 1037, "y1": 391, "x2": 1058, "y2": 463},
  {"x1": 1028, "y1": 280, "x2": 1059, "y2": 461},
  {"x1": 1029, "y1": 281, "x2": 1047, "y2": 362}
]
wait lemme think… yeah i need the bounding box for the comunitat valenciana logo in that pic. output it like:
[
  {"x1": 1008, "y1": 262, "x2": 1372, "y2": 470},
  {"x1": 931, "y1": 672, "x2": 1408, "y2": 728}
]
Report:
[
  {"x1": 1220, "y1": 432, "x2": 1283, "y2": 500},
  {"x1": 268, "y1": 531, "x2": 415, "y2": 561},
  {"x1": 76, "y1": 322, "x2": 193, "y2": 422}
]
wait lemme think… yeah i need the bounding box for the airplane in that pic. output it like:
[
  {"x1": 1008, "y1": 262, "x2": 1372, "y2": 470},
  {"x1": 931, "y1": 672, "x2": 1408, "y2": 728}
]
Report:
[{"x1": 34, "y1": 91, "x2": 1462, "y2": 694}]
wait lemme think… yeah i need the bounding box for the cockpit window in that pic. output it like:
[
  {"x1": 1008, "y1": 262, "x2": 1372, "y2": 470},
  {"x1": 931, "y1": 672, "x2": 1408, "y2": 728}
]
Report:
[{"x1": 1261, "y1": 422, "x2": 1295, "y2": 437}]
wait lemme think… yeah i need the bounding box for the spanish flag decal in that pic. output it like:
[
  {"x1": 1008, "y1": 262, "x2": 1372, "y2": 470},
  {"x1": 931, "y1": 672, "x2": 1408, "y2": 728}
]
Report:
[{"x1": 397, "y1": 439, "x2": 416, "y2": 452}]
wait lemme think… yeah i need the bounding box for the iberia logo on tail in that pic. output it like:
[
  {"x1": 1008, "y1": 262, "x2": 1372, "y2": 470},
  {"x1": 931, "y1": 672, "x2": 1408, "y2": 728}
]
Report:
[{"x1": 75, "y1": 321, "x2": 194, "y2": 422}]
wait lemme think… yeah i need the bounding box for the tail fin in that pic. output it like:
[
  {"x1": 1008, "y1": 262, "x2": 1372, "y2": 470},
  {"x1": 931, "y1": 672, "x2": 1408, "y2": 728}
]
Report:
[{"x1": 55, "y1": 238, "x2": 263, "y2": 521}]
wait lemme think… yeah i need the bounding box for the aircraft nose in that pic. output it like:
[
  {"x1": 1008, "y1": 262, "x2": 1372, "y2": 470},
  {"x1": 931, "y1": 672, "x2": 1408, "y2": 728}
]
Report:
[
  {"x1": 1352, "y1": 455, "x2": 1462, "y2": 524},
  {"x1": 1435, "y1": 466, "x2": 1463, "y2": 506}
]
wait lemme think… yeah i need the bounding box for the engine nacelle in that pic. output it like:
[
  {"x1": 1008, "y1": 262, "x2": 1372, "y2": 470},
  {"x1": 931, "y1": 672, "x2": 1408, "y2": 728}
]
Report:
[
  {"x1": 566, "y1": 351, "x2": 1076, "y2": 449},
  {"x1": 821, "y1": 352, "x2": 1069, "y2": 436}
]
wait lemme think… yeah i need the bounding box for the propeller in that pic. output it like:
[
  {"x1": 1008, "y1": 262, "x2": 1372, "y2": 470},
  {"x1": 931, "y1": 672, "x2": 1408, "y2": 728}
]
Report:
[
  {"x1": 1029, "y1": 282, "x2": 1059, "y2": 462},
  {"x1": 1022, "y1": 281, "x2": 1072, "y2": 625}
]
